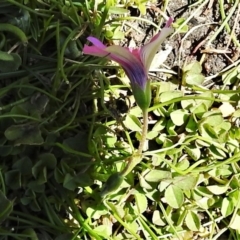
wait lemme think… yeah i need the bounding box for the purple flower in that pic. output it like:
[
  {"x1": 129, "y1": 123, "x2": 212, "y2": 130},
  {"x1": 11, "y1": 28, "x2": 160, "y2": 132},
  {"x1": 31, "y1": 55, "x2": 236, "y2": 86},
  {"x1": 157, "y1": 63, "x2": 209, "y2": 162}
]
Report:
[{"x1": 83, "y1": 18, "x2": 174, "y2": 110}]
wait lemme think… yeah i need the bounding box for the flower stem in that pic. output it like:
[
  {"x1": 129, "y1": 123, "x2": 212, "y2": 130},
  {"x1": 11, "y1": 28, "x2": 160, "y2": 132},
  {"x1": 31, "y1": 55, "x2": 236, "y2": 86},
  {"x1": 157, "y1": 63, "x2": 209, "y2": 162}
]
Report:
[
  {"x1": 137, "y1": 110, "x2": 148, "y2": 155},
  {"x1": 121, "y1": 110, "x2": 148, "y2": 176}
]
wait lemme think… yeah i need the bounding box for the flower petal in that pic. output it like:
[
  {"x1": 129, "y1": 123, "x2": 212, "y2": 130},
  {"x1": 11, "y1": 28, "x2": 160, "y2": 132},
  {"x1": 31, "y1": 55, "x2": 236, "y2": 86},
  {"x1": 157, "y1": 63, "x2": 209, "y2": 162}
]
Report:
[
  {"x1": 105, "y1": 46, "x2": 147, "y2": 89},
  {"x1": 83, "y1": 38, "x2": 148, "y2": 89},
  {"x1": 87, "y1": 36, "x2": 106, "y2": 48},
  {"x1": 83, "y1": 45, "x2": 109, "y2": 57},
  {"x1": 83, "y1": 37, "x2": 109, "y2": 57},
  {"x1": 140, "y1": 18, "x2": 174, "y2": 71}
]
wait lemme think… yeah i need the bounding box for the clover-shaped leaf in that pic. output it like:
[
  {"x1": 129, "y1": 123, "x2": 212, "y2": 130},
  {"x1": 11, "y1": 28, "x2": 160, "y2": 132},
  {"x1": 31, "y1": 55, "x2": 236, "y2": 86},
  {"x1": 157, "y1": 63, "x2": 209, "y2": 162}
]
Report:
[
  {"x1": 164, "y1": 185, "x2": 184, "y2": 208},
  {"x1": 0, "y1": 191, "x2": 13, "y2": 223},
  {"x1": 182, "y1": 61, "x2": 205, "y2": 86},
  {"x1": 5, "y1": 124, "x2": 44, "y2": 146},
  {"x1": 0, "y1": 50, "x2": 21, "y2": 72}
]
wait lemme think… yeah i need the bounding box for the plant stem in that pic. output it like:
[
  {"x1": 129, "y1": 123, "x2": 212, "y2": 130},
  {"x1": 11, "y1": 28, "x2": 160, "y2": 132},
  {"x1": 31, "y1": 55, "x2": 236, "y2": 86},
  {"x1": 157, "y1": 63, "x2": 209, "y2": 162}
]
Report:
[
  {"x1": 121, "y1": 110, "x2": 148, "y2": 176},
  {"x1": 137, "y1": 110, "x2": 148, "y2": 154}
]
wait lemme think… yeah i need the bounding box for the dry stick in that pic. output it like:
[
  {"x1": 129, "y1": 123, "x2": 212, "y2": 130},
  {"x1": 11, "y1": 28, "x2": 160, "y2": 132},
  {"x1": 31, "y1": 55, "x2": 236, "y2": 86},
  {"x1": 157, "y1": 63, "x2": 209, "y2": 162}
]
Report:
[
  {"x1": 204, "y1": 58, "x2": 240, "y2": 81},
  {"x1": 191, "y1": 38, "x2": 207, "y2": 55},
  {"x1": 179, "y1": 22, "x2": 218, "y2": 71},
  {"x1": 201, "y1": 48, "x2": 231, "y2": 54}
]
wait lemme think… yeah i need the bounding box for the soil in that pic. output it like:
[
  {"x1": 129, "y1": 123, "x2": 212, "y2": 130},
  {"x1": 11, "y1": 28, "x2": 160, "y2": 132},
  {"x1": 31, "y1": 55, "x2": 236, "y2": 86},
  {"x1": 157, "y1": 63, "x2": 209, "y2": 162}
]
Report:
[{"x1": 119, "y1": 0, "x2": 240, "y2": 87}]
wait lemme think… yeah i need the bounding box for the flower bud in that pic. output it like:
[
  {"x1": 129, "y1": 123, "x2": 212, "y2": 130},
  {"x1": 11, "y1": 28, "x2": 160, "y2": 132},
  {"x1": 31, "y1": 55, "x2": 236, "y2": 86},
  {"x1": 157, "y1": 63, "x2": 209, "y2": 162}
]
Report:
[
  {"x1": 131, "y1": 80, "x2": 151, "y2": 111},
  {"x1": 100, "y1": 172, "x2": 124, "y2": 198}
]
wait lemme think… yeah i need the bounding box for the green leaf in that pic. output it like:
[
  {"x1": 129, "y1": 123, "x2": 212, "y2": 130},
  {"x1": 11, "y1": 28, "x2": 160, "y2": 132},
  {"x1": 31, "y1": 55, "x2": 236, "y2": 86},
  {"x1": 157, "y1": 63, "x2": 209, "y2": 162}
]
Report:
[
  {"x1": 63, "y1": 132, "x2": 88, "y2": 152},
  {"x1": 75, "y1": 173, "x2": 93, "y2": 187},
  {"x1": 63, "y1": 132, "x2": 91, "y2": 162},
  {"x1": 207, "y1": 185, "x2": 228, "y2": 195},
  {"x1": 86, "y1": 204, "x2": 108, "y2": 219},
  {"x1": 39, "y1": 153, "x2": 57, "y2": 169},
  {"x1": 0, "y1": 51, "x2": 22, "y2": 72},
  {"x1": 159, "y1": 82, "x2": 177, "y2": 93},
  {"x1": 172, "y1": 174, "x2": 198, "y2": 190},
  {"x1": 94, "y1": 225, "x2": 112, "y2": 238},
  {"x1": 139, "y1": 173, "x2": 153, "y2": 190},
  {"x1": 199, "y1": 123, "x2": 219, "y2": 140},
  {"x1": 170, "y1": 109, "x2": 189, "y2": 126},
  {"x1": 152, "y1": 118, "x2": 167, "y2": 132},
  {"x1": 137, "y1": 2, "x2": 146, "y2": 15},
  {"x1": 0, "y1": 50, "x2": 16, "y2": 61},
  {"x1": 196, "y1": 186, "x2": 213, "y2": 198},
  {"x1": 202, "y1": 110, "x2": 224, "y2": 126},
  {"x1": 229, "y1": 212, "x2": 240, "y2": 230},
  {"x1": 144, "y1": 170, "x2": 171, "y2": 183},
  {"x1": 54, "y1": 168, "x2": 64, "y2": 183},
  {"x1": 185, "y1": 145, "x2": 201, "y2": 161},
  {"x1": 230, "y1": 175, "x2": 240, "y2": 189},
  {"x1": 28, "y1": 181, "x2": 45, "y2": 193},
  {"x1": 21, "y1": 228, "x2": 38, "y2": 240},
  {"x1": 152, "y1": 210, "x2": 166, "y2": 226},
  {"x1": 134, "y1": 192, "x2": 148, "y2": 214},
  {"x1": 195, "y1": 197, "x2": 212, "y2": 209},
  {"x1": 146, "y1": 131, "x2": 159, "y2": 140},
  {"x1": 30, "y1": 94, "x2": 49, "y2": 115},
  {"x1": 109, "y1": 6, "x2": 130, "y2": 14},
  {"x1": 233, "y1": 109, "x2": 240, "y2": 117},
  {"x1": 183, "y1": 72, "x2": 205, "y2": 86},
  {"x1": 0, "y1": 145, "x2": 13, "y2": 156},
  {"x1": 221, "y1": 197, "x2": 234, "y2": 217},
  {"x1": 176, "y1": 159, "x2": 190, "y2": 171},
  {"x1": 182, "y1": 61, "x2": 204, "y2": 86},
  {"x1": 208, "y1": 145, "x2": 227, "y2": 159},
  {"x1": 222, "y1": 66, "x2": 239, "y2": 85},
  {"x1": 195, "y1": 91, "x2": 215, "y2": 110},
  {"x1": 159, "y1": 179, "x2": 173, "y2": 192},
  {"x1": 32, "y1": 161, "x2": 47, "y2": 184},
  {"x1": 186, "y1": 115, "x2": 198, "y2": 132},
  {"x1": 191, "y1": 103, "x2": 208, "y2": 118},
  {"x1": 5, "y1": 170, "x2": 21, "y2": 189},
  {"x1": 185, "y1": 211, "x2": 200, "y2": 231},
  {"x1": 100, "y1": 172, "x2": 124, "y2": 198},
  {"x1": 5, "y1": 124, "x2": 43, "y2": 145},
  {"x1": 63, "y1": 173, "x2": 77, "y2": 191},
  {"x1": 164, "y1": 185, "x2": 184, "y2": 208},
  {"x1": 123, "y1": 114, "x2": 142, "y2": 131},
  {"x1": 8, "y1": 8, "x2": 30, "y2": 33},
  {"x1": 160, "y1": 91, "x2": 183, "y2": 103},
  {"x1": 183, "y1": 61, "x2": 202, "y2": 73},
  {"x1": 181, "y1": 99, "x2": 195, "y2": 110},
  {"x1": 166, "y1": 119, "x2": 177, "y2": 135},
  {"x1": 172, "y1": 18, "x2": 188, "y2": 33},
  {"x1": 0, "y1": 191, "x2": 13, "y2": 223},
  {"x1": 13, "y1": 157, "x2": 32, "y2": 175}
]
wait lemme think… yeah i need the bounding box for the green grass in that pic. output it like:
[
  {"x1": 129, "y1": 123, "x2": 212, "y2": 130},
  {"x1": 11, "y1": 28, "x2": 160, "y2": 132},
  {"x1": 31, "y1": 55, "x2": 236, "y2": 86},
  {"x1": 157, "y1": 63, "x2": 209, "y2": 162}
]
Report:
[{"x1": 0, "y1": 0, "x2": 240, "y2": 239}]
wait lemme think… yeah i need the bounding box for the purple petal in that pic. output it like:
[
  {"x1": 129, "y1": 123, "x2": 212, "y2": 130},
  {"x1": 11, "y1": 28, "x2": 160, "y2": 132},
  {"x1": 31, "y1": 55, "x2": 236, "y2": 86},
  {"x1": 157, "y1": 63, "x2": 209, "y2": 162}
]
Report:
[
  {"x1": 87, "y1": 36, "x2": 106, "y2": 48},
  {"x1": 165, "y1": 17, "x2": 174, "y2": 28},
  {"x1": 140, "y1": 18, "x2": 174, "y2": 71},
  {"x1": 83, "y1": 37, "x2": 109, "y2": 57},
  {"x1": 83, "y1": 45, "x2": 109, "y2": 57},
  {"x1": 83, "y1": 37, "x2": 148, "y2": 89},
  {"x1": 105, "y1": 46, "x2": 147, "y2": 89}
]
